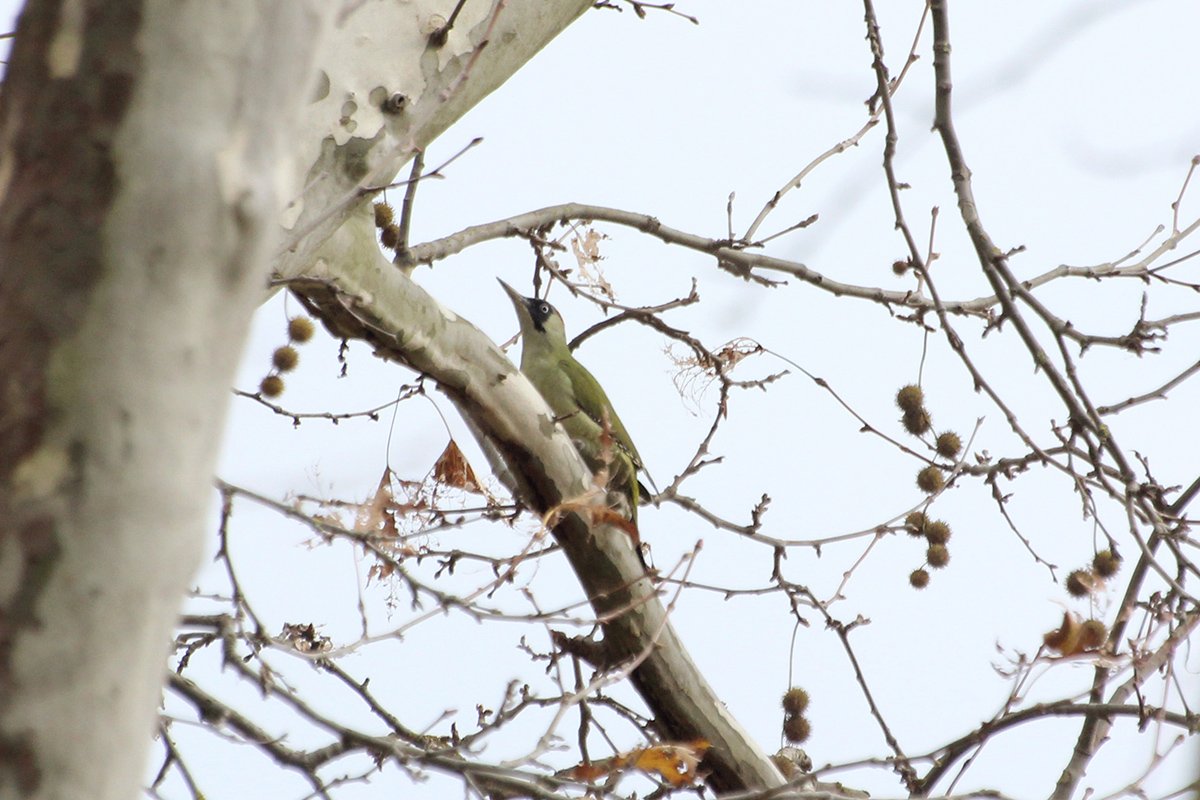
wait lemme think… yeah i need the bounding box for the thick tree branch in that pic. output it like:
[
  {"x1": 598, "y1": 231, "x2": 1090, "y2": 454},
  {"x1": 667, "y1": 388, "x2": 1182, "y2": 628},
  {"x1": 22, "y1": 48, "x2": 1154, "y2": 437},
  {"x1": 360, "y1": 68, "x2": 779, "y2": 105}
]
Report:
[
  {"x1": 287, "y1": 213, "x2": 785, "y2": 792},
  {"x1": 272, "y1": 0, "x2": 594, "y2": 282}
]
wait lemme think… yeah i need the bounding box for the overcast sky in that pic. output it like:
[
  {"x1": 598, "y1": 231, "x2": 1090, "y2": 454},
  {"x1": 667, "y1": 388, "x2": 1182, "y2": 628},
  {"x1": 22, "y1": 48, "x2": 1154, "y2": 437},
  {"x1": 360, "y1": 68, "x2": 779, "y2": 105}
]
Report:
[{"x1": 5, "y1": 1, "x2": 1199, "y2": 798}]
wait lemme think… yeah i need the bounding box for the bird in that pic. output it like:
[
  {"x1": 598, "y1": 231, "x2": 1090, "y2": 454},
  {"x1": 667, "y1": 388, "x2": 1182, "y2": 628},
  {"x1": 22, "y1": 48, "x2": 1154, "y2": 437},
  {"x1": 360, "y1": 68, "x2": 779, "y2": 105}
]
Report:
[{"x1": 498, "y1": 279, "x2": 646, "y2": 524}]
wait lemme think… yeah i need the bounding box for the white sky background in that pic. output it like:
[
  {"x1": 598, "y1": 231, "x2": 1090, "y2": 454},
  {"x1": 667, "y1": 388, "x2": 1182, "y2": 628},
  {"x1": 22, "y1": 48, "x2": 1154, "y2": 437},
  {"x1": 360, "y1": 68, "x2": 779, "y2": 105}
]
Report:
[{"x1": 4, "y1": 0, "x2": 1200, "y2": 798}]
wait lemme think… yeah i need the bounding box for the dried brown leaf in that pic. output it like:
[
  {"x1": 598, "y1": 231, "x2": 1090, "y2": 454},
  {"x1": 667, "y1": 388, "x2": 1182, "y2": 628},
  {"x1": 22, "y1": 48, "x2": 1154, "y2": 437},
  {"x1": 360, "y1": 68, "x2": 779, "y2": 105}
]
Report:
[
  {"x1": 557, "y1": 740, "x2": 710, "y2": 787},
  {"x1": 632, "y1": 740, "x2": 710, "y2": 787},
  {"x1": 432, "y1": 439, "x2": 481, "y2": 493},
  {"x1": 355, "y1": 468, "x2": 396, "y2": 536}
]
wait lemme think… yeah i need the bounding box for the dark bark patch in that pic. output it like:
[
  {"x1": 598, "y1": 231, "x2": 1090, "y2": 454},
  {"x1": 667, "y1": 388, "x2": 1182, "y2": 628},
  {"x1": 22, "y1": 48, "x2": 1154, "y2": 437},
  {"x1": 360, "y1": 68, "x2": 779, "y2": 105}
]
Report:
[{"x1": 0, "y1": 0, "x2": 145, "y2": 776}]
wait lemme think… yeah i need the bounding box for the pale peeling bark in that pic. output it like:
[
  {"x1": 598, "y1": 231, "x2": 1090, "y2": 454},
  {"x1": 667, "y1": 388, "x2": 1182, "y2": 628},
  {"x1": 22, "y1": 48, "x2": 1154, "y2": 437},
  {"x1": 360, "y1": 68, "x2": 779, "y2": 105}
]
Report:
[
  {"x1": 275, "y1": 0, "x2": 595, "y2": 280},
  {"x1": 293, "y1": 214, "x2": 787, "y2": 793},
  {"x1": 0, "y1": 1, "x2": 329, "y2": 798}
]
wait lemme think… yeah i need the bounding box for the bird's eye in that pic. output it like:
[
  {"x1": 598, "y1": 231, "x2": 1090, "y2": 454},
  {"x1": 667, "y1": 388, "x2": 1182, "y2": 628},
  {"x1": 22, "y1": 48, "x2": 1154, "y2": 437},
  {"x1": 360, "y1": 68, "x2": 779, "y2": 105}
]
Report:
[{"x1": 538, "y1": 303, "x2": 551, "y2": 315}]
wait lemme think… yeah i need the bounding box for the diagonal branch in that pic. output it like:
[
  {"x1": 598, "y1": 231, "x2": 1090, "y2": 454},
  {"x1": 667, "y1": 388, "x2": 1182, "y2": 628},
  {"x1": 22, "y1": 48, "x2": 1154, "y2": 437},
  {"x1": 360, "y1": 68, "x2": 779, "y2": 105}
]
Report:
[{"x1": 287, "y1": 213, "x2": 785, "y2": 793}]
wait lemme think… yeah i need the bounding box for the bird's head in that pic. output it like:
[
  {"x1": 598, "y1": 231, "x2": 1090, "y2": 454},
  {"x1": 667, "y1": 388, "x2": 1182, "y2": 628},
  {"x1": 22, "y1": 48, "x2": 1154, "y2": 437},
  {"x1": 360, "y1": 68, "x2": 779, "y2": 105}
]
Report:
[{"x1": 499, "y1": 279, "x2": 568, "y2": 351}]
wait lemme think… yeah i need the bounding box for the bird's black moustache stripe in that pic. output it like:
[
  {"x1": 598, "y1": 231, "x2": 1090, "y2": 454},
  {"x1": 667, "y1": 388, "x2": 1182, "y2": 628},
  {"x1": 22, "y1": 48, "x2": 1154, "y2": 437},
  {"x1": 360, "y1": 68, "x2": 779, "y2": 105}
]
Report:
[{"x1": 526, "y1": 298, "x2": 554, "y2": 333}]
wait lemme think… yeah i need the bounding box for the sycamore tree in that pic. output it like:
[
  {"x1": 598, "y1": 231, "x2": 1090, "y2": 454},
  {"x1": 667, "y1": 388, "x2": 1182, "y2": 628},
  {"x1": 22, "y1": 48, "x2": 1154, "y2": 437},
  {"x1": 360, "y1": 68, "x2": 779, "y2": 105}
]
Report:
[{"x1": 2, "y1": 2, "x2": 1199, "y2": 800}]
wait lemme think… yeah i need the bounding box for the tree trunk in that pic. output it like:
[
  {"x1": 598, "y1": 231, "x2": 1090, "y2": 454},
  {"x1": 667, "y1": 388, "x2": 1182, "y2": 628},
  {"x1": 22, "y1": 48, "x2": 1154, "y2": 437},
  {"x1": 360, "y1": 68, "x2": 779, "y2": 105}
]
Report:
[{"x1": 0, "y1": 2, "x2": 328, "y2": 797}]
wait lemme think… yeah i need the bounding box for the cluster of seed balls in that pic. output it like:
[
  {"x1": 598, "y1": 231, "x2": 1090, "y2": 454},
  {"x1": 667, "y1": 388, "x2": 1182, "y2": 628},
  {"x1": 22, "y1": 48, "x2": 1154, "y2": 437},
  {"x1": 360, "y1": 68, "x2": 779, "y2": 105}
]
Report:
[
  {"x1": 375, "y1": 202, "x2": 400, "y2": 251},
  {"x1": 1066, "y1": 549, "x2": 1122, "y2": 599},
  {"x1": 258, "y1": 316, "x2": 315, "y2": 399},
  {"x1": 895, "y1": 384, "x2": 963, "y2": 589},
  {"x1": 905, "y1": 512, "x2": 952, "y2": 589},
  {"x1": 781, "y1": 687, "x2": 811, "y2": 745}
]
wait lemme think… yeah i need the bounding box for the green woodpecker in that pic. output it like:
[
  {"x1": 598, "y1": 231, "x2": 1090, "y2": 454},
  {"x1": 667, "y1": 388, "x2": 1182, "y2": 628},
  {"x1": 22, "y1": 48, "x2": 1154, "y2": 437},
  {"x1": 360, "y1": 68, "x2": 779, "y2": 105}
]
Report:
[{"x1": 499, "y1": 280, "x2": 645, "y2": 521}]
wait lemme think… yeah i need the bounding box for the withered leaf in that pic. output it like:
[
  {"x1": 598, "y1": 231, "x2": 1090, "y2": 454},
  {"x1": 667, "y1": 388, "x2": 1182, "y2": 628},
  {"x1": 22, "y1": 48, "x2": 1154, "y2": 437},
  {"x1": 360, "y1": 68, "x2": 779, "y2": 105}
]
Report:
[
  {"x1": 557, "y1": 740, "x2": 710, "y2": 788},
  {"x1": 432, "y1": 439, "x2": 481, "y2": 493}
]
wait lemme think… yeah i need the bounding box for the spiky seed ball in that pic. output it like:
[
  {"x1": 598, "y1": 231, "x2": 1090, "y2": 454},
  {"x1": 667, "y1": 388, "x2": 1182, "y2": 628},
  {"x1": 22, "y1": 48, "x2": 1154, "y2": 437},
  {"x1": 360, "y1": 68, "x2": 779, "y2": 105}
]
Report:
[
  {"x1": 380, "y1": 223, "x2": 401, "y2": 250},
  {"x1": 909, "y1": 568, "x2": 930, "y2": 589},
  {"x1": 916, "y1": 466, "x2": 944, "y2": 494},
  {"x1": 259, "y1": 375, "x2": 284, "y2": 398},
  {"x1": 892, "y1": 259, "x2": 910, "y2": 276},
  {"x1": 896, "y1": 384, "x2": 925, "y2": 414},
  {"x1": 926, "y1": 544, "x2": 950, "y2": 569},
  {"x1": 935, "y1": 431, "x2": 962, "y2": 459},
  {"x1": 783, "y1": 714, "x2": 811, "y2": 744},
  {"x1": 925, "y1": 520, "x2": 951, "y2": 545},
  {"x1": 273, "y1": 346, "x2": 299, "y2": 372},
  {"x1": 287, "y1": 316, "x2": 315, "y2": 343},
  {"x1": 1079, "y1": 619, "x2": 1108, "y2": 651},
  {"x1": 1093, "y1": 550, "x2": 1121, "y2": 578},
  {"x1": 905, "y1": 512, "x2": 928, "y2": 537},
  {"x1": 782, "y1": 687, "x2": 810, "y2": 716},
  {"x1": 902, "y1": 408, "x2": 932, "y2": 436},
  {"x1": 1065, "y1": 569, "x2": 1096, "y2": 598},
  {"x1": 374, "y1": 202, "x2": 394, "y2": 228}
]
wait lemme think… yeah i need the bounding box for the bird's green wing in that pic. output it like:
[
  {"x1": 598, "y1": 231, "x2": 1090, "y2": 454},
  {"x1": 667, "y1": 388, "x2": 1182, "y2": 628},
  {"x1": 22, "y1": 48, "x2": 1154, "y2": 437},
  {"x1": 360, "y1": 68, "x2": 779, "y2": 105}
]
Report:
[{"x1": 558, "y1": 354, "x2": 643, "y2": 469}]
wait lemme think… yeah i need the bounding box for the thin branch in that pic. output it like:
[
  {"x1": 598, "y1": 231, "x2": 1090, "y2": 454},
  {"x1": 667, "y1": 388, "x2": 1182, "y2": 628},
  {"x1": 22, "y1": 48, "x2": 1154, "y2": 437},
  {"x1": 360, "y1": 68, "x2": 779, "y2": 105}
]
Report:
[
  {"x1": 232, "y1": 388, "x2": 410, "y2": 425},
  {"x1": 400, "y1": 203, "x2": 1000, "y2": 314},
  {"x1": 394, "y1": 149, "x2": 425, "y2": 259},
  {"x1": 1097, "y1": 358, "x2": 1200, "y2": 416},
  {"x1": 742, "y1": 0, "x2": 929, "y2": 242}
]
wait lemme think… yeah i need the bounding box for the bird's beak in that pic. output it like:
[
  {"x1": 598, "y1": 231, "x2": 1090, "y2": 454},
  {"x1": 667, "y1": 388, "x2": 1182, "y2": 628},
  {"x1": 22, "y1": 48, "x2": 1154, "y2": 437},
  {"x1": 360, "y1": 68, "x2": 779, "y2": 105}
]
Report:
[
  {"x1": 497, "y1": 279, "x2": 532, "y2": 323},
  {"x1": 497, "y1": 278, "x2": 524, "y2": 304}
]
